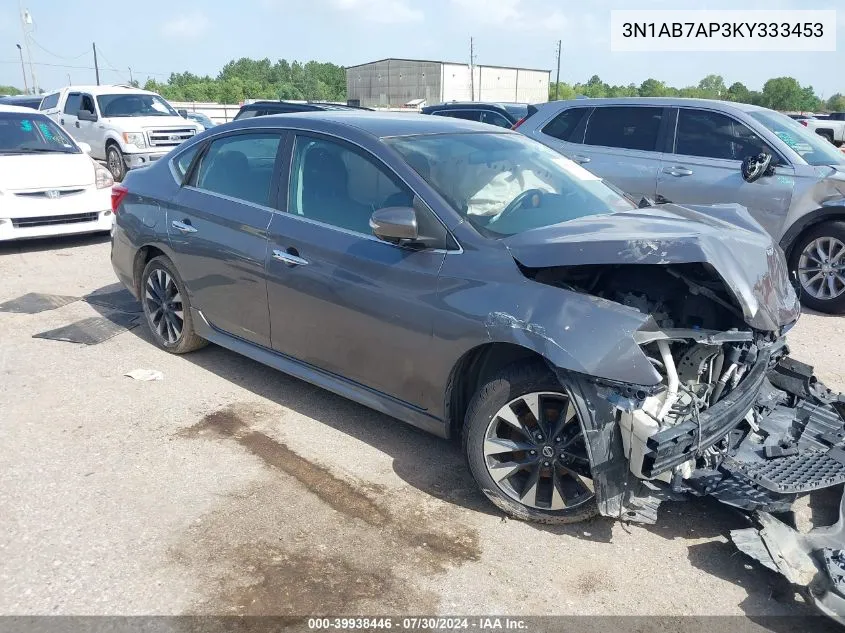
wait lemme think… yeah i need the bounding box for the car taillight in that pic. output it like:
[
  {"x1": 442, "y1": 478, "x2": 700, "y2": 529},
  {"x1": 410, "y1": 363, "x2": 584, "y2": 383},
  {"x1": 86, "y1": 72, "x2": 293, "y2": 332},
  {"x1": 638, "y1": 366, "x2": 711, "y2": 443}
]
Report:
[
  {"x1": 800, "y1": 120, "x2": 808, "y2": 127},
  {"x1": 111, "y1": 184, "x2": 129, "y2": 214},
  {"x1": 511, "y1": 116, "x2": 527, "y2": 130}
]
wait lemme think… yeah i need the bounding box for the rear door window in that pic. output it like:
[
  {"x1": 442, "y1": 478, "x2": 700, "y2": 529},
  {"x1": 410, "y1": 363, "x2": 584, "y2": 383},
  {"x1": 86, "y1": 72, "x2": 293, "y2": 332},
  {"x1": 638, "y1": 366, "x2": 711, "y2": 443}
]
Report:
[
  {"x1": 63, "y1": 93, "x2": 82, "y2": 115},
  {"x1": 39, "y1": 93, "x2": 59, "y2": 110},
  {"x1": 191, "y1": 133, "x2": 282, "y2": 207},
  {"x1": 542, "y1": 107, "x2": 590, "y2": 142},
  {"x1": 438, "y1": 109, "x2": 483, "y2": 122},
  {"x1": 584, "y1": 106, "x2": 663, "y2": 151},
  {"x1": 479, "y1": 111, "x2": 512, "y2": 128}
]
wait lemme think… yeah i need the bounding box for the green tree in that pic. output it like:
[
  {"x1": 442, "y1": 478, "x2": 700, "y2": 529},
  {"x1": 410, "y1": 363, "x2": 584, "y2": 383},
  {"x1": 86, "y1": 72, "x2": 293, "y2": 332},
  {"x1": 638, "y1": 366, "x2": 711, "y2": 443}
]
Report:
[
  {"x1": 0, "y1": 85, "x2": 24, "y2": 95},
  {"x1": 726, "y1": 81, "x2": 751, "y2": 103},
  {"x1": 759, "y1": 77, "x2": 805, "y2": 110},
  {"x1": 697, "y1": 74, "x2": 726, "y2": 98},
  {"x1": 827, "y1": 94, "x2": 845, "y2": 112},
  {"x1": 639, "y1": 78, "x2": 667, "y2": 97}
]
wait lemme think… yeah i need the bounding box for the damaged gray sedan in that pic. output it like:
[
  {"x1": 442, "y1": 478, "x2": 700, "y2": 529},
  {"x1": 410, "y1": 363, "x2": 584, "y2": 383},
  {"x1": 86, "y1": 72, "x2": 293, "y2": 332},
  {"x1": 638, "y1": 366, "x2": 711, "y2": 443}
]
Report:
[{"x1": 111, "y1": 113, "x2": 845, "y2": 620}]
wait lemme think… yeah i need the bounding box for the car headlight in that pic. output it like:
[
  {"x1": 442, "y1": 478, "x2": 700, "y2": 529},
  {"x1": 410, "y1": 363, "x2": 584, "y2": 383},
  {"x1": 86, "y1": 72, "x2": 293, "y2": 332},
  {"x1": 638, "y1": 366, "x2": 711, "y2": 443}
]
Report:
[
  {"x1": 94, "y1": 160, "x2": 114, "y2": 189},
  {"x1": 122, "y1": 132, "x2": 147, "y2": 149}
]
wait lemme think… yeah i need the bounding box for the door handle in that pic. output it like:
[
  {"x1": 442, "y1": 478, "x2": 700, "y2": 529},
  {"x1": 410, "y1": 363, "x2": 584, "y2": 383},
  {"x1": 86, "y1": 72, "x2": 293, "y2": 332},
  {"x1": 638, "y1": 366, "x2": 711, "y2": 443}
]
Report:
[
  {"x1": 60, "y1": 118, "x2": 65, "y2": 125},
  {"x1": 272, "y1": 249, "x2": 309, "y2": 267},
  {"x1": 171, "y1": 220, "x2": 197, "y2": 234},
  {"x1": 571, "y1": 154, "x2": 591, "y2": 164},
  {"x1": 74, "y1": 121, "x2": 80, "y2": 128},
  {"x1": 663, "y1": 166, "x2": 694, "y2": 177}
]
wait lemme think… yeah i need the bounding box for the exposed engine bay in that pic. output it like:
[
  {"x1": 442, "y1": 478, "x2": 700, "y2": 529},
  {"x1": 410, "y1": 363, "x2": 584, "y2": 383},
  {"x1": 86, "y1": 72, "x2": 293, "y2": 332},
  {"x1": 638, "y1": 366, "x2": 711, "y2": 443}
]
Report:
[{"x1": 528, "y1": 261, "x2": 845, "y2": 622}]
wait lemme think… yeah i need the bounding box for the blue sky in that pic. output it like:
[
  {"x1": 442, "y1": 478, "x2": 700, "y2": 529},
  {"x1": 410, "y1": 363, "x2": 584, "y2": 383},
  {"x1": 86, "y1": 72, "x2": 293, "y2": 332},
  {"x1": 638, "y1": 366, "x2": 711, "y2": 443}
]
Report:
[{"x1": 1, "y1": 0, "x2": 843, "y2": 97}]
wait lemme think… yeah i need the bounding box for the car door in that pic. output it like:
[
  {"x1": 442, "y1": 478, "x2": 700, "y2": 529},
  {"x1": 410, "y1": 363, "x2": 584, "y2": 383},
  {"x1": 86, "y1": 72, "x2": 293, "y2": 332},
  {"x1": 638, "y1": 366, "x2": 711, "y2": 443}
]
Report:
[
  {"x1": 73, "y1": 93, "x2": 99, "y2": 150},
  {"x1": 575, "y1": 105, "x2": 669, "y2": 200},
  {"x1": 265, "y1": 132, "x2": 447, "y2": 408},
  {"x1": 656, "y1": 107, "x2": 795, "y2": 237},
  {"x1": 59, "y1": 92, "x2": 81, "y2": 137},
  {"x1": 165, "y1": 130, "x2": 285, "y2": 348}
]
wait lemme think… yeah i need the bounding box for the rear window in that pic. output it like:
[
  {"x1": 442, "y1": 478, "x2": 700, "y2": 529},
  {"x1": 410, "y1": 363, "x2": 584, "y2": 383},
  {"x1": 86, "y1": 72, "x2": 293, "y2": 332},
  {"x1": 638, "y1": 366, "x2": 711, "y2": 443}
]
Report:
[
  {"x1": 502, "y1": 104, "x2": 529, "y2": 119},
  {"x1": 584, "y1": 106, "x2": 664, "y2": 152},
  {"x1": 39, "y1": 93, "x2": 59, "y2": 110},
  {"x1": 542, "y1": 107, "x2": 589, "y2": 142}
]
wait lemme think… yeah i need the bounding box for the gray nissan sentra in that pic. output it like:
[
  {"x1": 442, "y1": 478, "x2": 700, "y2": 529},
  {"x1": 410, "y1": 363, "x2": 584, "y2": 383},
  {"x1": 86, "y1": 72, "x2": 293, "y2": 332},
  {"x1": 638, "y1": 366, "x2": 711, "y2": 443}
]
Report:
[{"x1": 110, "y1": 112, "x2": 845, "y2": 618}]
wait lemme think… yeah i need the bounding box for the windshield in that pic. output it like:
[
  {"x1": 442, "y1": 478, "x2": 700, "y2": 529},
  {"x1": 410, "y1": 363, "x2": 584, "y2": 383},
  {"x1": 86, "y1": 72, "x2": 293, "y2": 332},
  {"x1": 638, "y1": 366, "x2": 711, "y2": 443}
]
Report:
[
  {"x1": 750, "y1": 110, "x2": 845, "y2": 166},
  {"x1": 0, "y1": 112, "x2": 79, "y2": 154},
  {"x1": 97, "y1": 93, "x2": 178, "y2": 118},
  {"x1": 386, "y1": 132, "x2": 635, "y2": 237}
]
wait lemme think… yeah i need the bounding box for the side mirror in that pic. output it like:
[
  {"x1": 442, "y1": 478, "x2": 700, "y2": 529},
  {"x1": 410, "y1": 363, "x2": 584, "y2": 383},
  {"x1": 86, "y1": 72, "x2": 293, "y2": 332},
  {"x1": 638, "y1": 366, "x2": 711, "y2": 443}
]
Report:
[
  {"x1": 178, "y1": 109, "x2": 188, "y2": 118},
  {"x1": 370, "y1": 206, "x2": 418, "y2": 243},
  {"x1": 77, "y1": 142, "x2": 92, "y2": 154},
  {"x1": 77, "y1": 109, "x2": 97, "y2": 122},
  {"x1": 741, "y1": 153, "x2": 773, "y2": 183}
]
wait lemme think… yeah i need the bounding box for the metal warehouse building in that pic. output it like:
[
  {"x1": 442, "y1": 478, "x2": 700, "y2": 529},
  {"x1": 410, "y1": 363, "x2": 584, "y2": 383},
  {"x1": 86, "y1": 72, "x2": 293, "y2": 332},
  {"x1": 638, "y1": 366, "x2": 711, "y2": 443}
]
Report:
[{"x1": 346, "y1": 58, "x2": 550, "y2": 108}]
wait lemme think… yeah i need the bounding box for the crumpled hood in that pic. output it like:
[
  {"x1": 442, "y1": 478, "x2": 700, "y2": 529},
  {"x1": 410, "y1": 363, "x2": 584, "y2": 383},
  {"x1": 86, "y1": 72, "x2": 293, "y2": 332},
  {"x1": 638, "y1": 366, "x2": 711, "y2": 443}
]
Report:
[{"x1": 504, "y1": 203, "x2": 801, "y2": 332}]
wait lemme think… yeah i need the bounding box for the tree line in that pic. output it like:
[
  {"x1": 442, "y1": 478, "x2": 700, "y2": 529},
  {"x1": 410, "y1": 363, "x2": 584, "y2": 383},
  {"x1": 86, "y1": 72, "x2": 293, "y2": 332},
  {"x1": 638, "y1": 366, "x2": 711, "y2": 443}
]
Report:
[
  {"x1": 3, "y1": 59, "x2": 844, "y2": 112},
  {"x1": 551, "y1": 74, "x2": 845, "y2": 113}
]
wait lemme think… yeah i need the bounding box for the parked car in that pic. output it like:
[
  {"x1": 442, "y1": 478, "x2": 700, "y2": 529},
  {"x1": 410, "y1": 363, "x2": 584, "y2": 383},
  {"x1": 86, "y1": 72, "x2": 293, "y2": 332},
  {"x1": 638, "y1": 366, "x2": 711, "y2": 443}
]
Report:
[
  {"x1": 516, "y1": 97, "x2": 845, "y2": 313},
  {"x1": 0, "y1": 105, "x2": 113, "y2": 240},
  {"x1": 38, "y1": 85, "x2": 201, "y2": 182},
  {"x1": 233, "y1": 100, "x2": 369, "y2": 120},
  {"x1": 800, "y1": 112, "x2": 845, "y2": 145},
  {"x1": 179, "y1": 110, "x2": 216, "y2": 131},
  {"x1": 420, "y1": 102, "x2": 529, "y2": 128},
  {"x1": 0, "y1": 94, "x2": 43, "y2": 109}
]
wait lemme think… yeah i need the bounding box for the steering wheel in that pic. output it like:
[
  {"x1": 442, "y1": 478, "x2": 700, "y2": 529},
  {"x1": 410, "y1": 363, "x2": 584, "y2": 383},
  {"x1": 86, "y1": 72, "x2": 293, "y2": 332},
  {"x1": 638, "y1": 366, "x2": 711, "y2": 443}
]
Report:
[
  {"x1": 491, "y1": 188, "x2": 546, "y2": 224},
  {"x1": 741, "y1": 153, "x2": 772, "y2": 183}
]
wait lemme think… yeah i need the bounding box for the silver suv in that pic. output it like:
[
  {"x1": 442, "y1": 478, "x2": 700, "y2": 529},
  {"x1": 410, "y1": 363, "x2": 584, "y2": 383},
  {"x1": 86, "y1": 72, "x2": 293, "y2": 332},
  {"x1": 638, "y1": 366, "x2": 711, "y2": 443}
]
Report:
[{"x1": 517, "y1": 98, "x2": 845, "y2": 313}]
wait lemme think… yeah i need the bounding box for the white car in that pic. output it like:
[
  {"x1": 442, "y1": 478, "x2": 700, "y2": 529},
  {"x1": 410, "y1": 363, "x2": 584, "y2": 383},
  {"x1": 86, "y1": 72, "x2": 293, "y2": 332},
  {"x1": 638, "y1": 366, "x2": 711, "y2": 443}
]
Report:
[{"x1": 0, "y1": 105, "x2": 114, "y2": 241}]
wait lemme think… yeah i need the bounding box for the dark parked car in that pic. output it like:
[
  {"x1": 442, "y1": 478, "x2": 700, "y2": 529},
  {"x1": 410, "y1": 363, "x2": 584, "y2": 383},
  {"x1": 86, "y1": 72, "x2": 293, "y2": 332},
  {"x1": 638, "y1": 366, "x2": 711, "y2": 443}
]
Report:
[
  {"x1": 110, "y1": 111, "x2": 845, "y2": 619},
  {"x1": 420, "y1": 102, "x2": 531, "y2": 128},
  {"x1": 233, "y1": 100, "x2": 369, "y2": 120},
  {"x1": 0, "y1": 94, "x2": 42, "y2": 109}
]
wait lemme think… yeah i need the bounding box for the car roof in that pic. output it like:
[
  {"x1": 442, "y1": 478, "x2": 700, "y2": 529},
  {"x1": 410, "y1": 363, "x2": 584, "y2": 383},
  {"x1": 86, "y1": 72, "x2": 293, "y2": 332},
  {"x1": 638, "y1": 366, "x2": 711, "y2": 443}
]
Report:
[
  {"x1": 543, "y1": 97, "x2": 765, "y2": 113},
  {"x1": 54, "y1": 84, "x2": 160, "y2": 96},
  {"x1": 0, "y1": 103, "x2": 46, "y2": 113},
  {"x1": 426, "y1": 102, "x2": 527, "y2": 108},
  {"x1": 231, "y1": 110, "x2": 509, "y2": 138},
  {"x1": 0, "y1": 95, "x2": 42, "y2": 106},
  {"x1": 242, "y1": 101, "x2": 357, "y2": 110}
]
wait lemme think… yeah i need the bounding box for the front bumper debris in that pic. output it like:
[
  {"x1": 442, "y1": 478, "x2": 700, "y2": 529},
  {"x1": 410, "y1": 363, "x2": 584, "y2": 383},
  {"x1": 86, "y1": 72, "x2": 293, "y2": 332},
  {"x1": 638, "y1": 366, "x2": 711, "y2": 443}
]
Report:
[{"x1": 731, "y1": 488, "x2": 845, "y2": 624}]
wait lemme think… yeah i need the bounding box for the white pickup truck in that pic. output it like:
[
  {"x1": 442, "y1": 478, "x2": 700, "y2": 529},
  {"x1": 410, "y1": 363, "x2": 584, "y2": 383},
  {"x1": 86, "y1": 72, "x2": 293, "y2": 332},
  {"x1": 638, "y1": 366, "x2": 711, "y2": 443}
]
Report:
[
  {"x1": 39, "y1": 85, "x2": 201, "y2": 181},
  {"x1": 801, "y1": 112, "x2": 845, "y2": 146}
]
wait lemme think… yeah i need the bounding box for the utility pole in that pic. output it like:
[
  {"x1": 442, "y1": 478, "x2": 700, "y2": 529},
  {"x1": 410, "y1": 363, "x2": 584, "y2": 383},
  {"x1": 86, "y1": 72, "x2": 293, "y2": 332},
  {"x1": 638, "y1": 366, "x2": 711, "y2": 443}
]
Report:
[
  {"x1": 555, "y1": 40, "x2": 562, "y2": 100},
  {"x1": 15, "y1": 44, "x2": 28, "y2": 93},
  {"x1": 18, "y1": 2, "x2": 37, "y2": 94},
  {"x1": 129, "y1": 67, "x2": 134, "y2": 85},
  {"x1": 469, "y1": 37, "x2": 475, "y2": 101},
  {"x1": 92, "y1": 42, "x2": 100, "y2": 85},
  {"x1": 67, "y1": 73, "x2": 71, "y2": 85}
]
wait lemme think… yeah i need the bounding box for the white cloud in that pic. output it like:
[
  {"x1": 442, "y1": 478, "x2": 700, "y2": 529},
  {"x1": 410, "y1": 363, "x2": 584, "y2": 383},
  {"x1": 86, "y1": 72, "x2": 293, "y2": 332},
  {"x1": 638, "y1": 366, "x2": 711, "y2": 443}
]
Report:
[
  {"x1": 450, "y1": 0, "x2": 567, "y2": 32},
  {"x1": 160, "y1": 11, "x2": 211, "y2": 38},
  {"x1": 331, "y1": 0, "x2": 424, "y2": 24}
]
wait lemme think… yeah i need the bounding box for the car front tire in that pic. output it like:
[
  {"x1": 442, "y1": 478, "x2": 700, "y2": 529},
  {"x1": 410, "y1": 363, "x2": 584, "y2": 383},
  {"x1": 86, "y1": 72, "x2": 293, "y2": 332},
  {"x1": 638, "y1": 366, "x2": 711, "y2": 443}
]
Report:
[
  {"x1": 463, "y1": 361, "x2": 599, "y2": 524},
  {"x1": 140, "y1": 255, "x2": 207, "y2": 354},
  {"x1": 789, "y1": 221, "x2": 845, "y2": 314},
  {"x1": 106, "y1": 144, "x2": 127, "y2": 182}
]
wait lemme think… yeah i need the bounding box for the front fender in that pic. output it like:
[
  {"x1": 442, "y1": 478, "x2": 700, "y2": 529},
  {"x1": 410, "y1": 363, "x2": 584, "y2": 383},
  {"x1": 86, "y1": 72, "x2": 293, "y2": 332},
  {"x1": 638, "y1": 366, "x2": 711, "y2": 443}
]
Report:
[{"x1": 780, "y1": 204, "x2": 845, "y2": 256}]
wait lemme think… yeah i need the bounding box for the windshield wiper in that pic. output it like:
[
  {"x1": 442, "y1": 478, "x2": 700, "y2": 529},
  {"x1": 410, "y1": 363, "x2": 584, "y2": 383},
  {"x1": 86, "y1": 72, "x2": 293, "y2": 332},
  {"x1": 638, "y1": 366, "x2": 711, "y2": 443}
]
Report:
[{"x1": 16, "y1": 147, "x2": 76, "y2": 154}]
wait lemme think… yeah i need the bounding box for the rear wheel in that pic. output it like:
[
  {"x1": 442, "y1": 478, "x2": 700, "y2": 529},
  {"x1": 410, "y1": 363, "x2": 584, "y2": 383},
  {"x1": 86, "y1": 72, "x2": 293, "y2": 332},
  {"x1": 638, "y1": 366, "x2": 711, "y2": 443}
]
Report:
[
  {"x1": 789, "y1": 221, "x2": 845, "y2": 314},
  {"x1": 140, "y1": 256, "x2": 207, "y2": 354},
  {"x1": 463, "y1": 361, "x2": 598, "y2": 524}
]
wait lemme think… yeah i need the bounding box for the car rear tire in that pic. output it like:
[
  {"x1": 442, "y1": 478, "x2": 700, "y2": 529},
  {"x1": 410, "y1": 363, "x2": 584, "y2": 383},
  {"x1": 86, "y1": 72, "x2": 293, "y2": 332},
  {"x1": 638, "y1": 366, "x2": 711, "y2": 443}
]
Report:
[
  {"x1": 106, "y1": 144, "x2": 127, "y2": 182},
  {"x1": 140, "y1": 256, "x2": 207, "y2": 354},
  {"x1": 789, "y1": 221, "x2": 845, "y2": 314},
  {"x1": 463, "y1": 360, "x2": 599, "y2": 524}
]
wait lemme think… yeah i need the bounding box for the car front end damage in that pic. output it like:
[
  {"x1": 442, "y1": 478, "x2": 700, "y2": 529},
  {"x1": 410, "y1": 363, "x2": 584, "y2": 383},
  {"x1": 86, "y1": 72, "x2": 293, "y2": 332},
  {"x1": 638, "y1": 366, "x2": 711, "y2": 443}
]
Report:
[{"x1": 505, "y1": 203, "x2": 845, "y2": 621}]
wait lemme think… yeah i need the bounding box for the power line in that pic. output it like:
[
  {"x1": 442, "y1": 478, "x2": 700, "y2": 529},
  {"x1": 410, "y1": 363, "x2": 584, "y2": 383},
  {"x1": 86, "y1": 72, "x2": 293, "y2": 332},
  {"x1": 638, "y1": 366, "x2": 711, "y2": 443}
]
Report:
[
  {"x1": 0, "y1": 59, "x2": 170, "y2": 77},
  {"x1": 30, "y1": 38, "x2": 90, "y2": 61}
]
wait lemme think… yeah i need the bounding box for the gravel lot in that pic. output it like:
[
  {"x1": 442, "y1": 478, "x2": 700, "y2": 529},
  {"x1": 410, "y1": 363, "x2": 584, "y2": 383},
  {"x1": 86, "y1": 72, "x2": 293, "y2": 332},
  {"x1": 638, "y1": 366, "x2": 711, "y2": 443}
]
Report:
[{"x1": 1, "y1": 235, "x2": 844, "y2": 626}]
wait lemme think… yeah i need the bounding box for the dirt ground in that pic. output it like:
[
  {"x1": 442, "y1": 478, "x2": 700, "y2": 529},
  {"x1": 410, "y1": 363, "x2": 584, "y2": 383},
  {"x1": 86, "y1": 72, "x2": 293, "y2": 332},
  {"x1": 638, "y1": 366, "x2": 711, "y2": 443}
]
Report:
[{"x1": 2, "y1": 234, "x2": 844, "y2": 626}]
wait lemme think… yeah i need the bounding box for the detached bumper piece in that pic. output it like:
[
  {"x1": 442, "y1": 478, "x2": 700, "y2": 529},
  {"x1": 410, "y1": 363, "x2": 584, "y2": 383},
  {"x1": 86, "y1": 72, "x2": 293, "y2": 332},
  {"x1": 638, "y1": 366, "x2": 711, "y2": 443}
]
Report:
[{"x1": 731, "y1": 488, "x2": 845, "y2": 624}]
